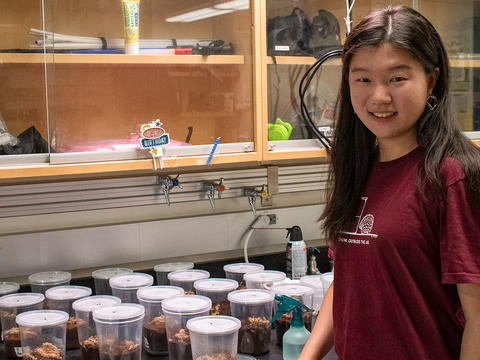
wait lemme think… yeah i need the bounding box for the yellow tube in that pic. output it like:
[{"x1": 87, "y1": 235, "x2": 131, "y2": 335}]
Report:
[{"x1": 121, "y1": 0, "x2": 140, "y2": 54}]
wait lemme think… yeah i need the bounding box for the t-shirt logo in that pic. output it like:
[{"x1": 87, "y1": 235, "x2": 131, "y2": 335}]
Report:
[
  {"x1": 358, "y1": 214, "x2": 374, "y2": 234},
  {"x1": 339, "y1": 197, "x2": 378, "y2": 241}
]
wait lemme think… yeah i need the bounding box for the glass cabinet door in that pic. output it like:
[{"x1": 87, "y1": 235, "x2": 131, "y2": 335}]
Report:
[
  {"x1": 264, "y1": 0, "x2": 480, "y2": 162},
  {"x1": 44, "y1": 0, "x2": 255, "y2": 163},
  {"x1": 0, "y1": 1, "x2": 50, "y2": 163},
  {"x1": 1, "y1": 0, "x2": 256, "y2": 169},
  {"x1": 362, "y1": 0, "x2": 480, "y2": 136},
  {"x1": 264, "y1": 0, "x2": 344, "y2": 159}
]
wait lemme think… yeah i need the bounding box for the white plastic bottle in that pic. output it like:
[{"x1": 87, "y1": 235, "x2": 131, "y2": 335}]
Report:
[{"x1": 286, "y1": 226, "x2": 307, "y2": 279}]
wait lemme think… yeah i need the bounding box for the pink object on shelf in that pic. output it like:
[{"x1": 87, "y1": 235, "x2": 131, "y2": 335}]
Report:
[{"x1": 56, "y1": 135, "x2": 190, "y2": 153}]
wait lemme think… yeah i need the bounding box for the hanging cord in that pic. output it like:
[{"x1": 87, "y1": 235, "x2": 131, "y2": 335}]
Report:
[
  {"x1": 271, "y1": 55, "x2": 281, "y2": 122},
  {"x1": 299, "y1": 47, "x2": 343, "y2": 151},
  {"x1": 298, "y1": 1, "x2": 355, "y2": 151}
]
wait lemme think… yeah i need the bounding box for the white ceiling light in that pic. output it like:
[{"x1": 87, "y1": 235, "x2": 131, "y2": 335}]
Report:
[
  {"x1": 165, "y1": 0, "x2": 248, "y2": 23},
  {"x1": 214, "y1": 0, "x2": 250, "y2": 10}
]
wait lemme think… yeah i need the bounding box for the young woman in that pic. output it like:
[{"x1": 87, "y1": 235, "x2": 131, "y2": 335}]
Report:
[{"x1": 300, "y1": 6, "x2": 480, "y2": 360}]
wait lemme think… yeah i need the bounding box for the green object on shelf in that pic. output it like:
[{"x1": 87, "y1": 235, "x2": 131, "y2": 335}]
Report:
[{"x1": 268, "y1": 118, "x2": 292, "y2": 141}]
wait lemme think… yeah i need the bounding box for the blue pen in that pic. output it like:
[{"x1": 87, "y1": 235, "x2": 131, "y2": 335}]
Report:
[{"x1": 206, "y1": 137, "x2": 221, "y2": 165}]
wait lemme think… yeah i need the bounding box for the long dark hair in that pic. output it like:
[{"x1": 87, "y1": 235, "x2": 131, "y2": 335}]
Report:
[{"x1": 321, "y1": 5, "x2": 480, "y2": 241}]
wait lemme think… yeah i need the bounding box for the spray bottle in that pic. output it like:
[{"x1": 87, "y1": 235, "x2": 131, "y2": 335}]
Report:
[
  {"x1": 286, "y1": 225, "x2": 307, "y2": 279},
  {"x1": 271, "y1": 295, "x2": 312, "y2": 360}
]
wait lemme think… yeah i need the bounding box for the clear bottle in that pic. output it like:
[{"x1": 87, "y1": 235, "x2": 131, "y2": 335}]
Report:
[
  {"x1": 271, "y1": 295, "x2": 312, "y2": 360},
  {"x1": 286, "y1": 226, "x2": 307, "y2": 279}
]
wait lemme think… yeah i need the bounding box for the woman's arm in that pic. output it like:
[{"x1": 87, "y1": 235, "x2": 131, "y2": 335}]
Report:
[
  {"x1": 458, "y1": 283, "x2": 480, "y2": 360},
  {"x1": 298, "y1": 281, "x2": 335, "y2": 360}
]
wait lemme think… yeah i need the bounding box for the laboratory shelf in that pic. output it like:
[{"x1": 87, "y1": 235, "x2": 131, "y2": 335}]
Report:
[{"x1": 0, "y1": 53, "x2": 245, "y2": 65}]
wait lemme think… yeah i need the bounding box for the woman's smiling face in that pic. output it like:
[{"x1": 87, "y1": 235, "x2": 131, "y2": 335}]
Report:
[{"x1": 348, "y1": 43, "x2": 438, "y2": 158}]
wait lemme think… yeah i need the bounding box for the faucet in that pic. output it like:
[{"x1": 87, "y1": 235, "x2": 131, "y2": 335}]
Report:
[
  {"x1": 203, "y1": 178, "x2": 226, "y2": 210},
  {"x1": 244, "y1": 185, "x2": 268, "y2": 216},
  {"x1": 158, "y1": 175, "x2": 180, "y2": 206}
]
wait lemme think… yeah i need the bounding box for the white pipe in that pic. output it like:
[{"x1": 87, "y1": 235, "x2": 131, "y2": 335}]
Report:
[{"x1": 243, "y1": 215, "x2": 270, "y2": 263}]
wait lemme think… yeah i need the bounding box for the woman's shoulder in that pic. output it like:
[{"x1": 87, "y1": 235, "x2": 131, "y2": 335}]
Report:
[{"x1": 440, "y1": 157, "x2": 465, "y2": 187}]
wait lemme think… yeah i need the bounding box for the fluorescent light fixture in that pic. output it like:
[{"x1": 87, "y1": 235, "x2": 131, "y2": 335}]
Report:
[
  {"x1": 165, "y1": 0, "x2": 248, "y2": 23},
  {"x1": 166, "y1": 7, "x2": 234, "y2": 22},
  {"x1": 214, "y1": 0, "x2": 250, "y2": 10}
]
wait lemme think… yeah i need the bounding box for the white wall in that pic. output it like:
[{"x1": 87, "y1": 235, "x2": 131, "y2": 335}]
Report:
[{"x1": 0, "y1": 205, "x2": 324, "y2": 279}]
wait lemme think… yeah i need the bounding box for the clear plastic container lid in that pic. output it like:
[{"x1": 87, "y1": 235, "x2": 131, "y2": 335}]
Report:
[
  {"x1": 93, "y1": 304, "x2": 145, "y2": 323},
  {"x1": 167, "y1": 269, "x2": 210, "y2": 282},
  {"x1": 16, "y1": 310, "x2": 69, "y2": 327},
  {"x1": 28, "y1": 271, "x2": 72, "y2": 286},
  {"x1": 270, "y1": 284, "x2": 314, "y2": 297},
  {"x1": 227, "y1": 289, "x2": 274, "y2": 304},
  {"x1": 45, "y1": 285, "x2": 92, "y2": 301},
  {"x1": 109, "y1": 273, "x2": 154, "y2": 289},
  {"x1": 0, "y1": 293, "x2": 45, "y2": 308},
  {"x1": 237, "y1": 354, "x2": 257, "y2": 360},
  {"x1": 72, "y1": 295, "x2": 121, "y2": 313},
  {"x1": 322, "y1": 272, "x2": 334, "y2": 281},
  {"x1": 243, "y1": 270, "x2": 286, "y2": 283},
  {"x1": 223, "y1": 263, "x2": 264, "y2": 274},
  {"x1": 161, "y1": 295, "x2": 212, "y2": 314},
  {"x1": 136, "y1": 286, "x2": 184, "y2": 303},
  {"x1": 187, "y1": 315, "x2": 241, "y2": 335},
  {"x1": 300, "y1": 275, "x2": 323, "y2": 290},
  {"x1": 0, "y1": 282, "x2": 20, "y2": 295},
  {"x1": 154, "y1": 262, "x2": 194, "y2": 273},
  {"x1": 193, "y1": 278, "x2": 238, "y2": 293},
  {"x1": 92, "y1": 268, "x2": 133, "y2": 280}
]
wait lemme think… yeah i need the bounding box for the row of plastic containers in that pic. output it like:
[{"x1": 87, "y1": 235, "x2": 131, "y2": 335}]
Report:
[{"x1": 0, "y1": 262, "x2": 334, "y2": 360}]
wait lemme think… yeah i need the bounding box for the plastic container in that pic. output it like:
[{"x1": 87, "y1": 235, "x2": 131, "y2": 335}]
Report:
[
  {"x1": 320, "y1": 272, "x2": 334, "y2": 296},
  {"x1": 109, "y1": 272, "x2": 154, "y2": 303},
  {"x1": 136, "y1": 286, "x2": 184, "y2": 355},
  {"x1": 187, "y1": 315, "x2": 241, "y2": 360},
  {"x1": 72, "y1": 295, "x2": 121, "y2": 360},
  {"x1": 93, "y1": 303, "x2": 145, "y2": 360},
  {"x1": 0, "y1": 282, "x2": 20, "y2": 344},
  {"x1": 223, "y1": 263, "x2": 264, "y2": 289},
  {"x1": 16, "y1": 310, "x2": 69, "y2": 360},
  {"x1": 45, "y1": 285, "x2": 92, "y2": 350},
  {"x1": 154, "y1": 262, "x2": 194, "y2": 285},
  {"x1": 300, "y1": 275, "x2": 324, "y2": 310},
  {"x1": 270, "y1": 283, "x2": 314, "y2": 344},
  {"x1": 28, "y1": 271, "x2": 72, "y2": 295},
  {"x1": 91, "y1": 267, "x2": 133, "y2": 295},
  {"x1": 244, "y1": 270, "x2": 286, "y2": 290},
  {"x1": 167, "y1": 269, "x2": 210, "y2": 294},
  {"x1": 161, "y1": 295, "x2": 212, "y2": 360},
  {"x1": 0, "y1": 293, "x2": 44, "y2": 358},
  {"x1": 193, "y1": 278, "x2": 238, "y2": 315},
  {"x1": 228, "y1": 289, "x2": 274, "y2": 355}
]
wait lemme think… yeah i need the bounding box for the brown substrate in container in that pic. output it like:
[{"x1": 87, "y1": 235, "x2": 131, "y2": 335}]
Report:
[
  {"x1": 184, "y1": 290, "x2": 195, "y2": 295},
  {"x1": 80, "y1": 335, "x2": 99, "y2": 360},
  {"x1": 99, "y1": 340, "x2": 140, "y2": 360},
  {"x1": 143, "y1": 315, "x2": 168, "y2": 354},
  {"x1": 275, "y1": 312, "x2": 312, "y2": 345},
  {"x1": 66, "y1": 316, "x2": 79, "y2": 350},
  {"x1": 195, "y1": 354, "x2": 236, "y2": 360},
  {"x1": 238, "y1": 316, "x2": 271, "y2": 355},
  {"x1": 4, "y1": 327, "x2": 21, "y2": 358},
  {"x1": 210, "y1": 300, "x2": 231, "y2": 315},
  {"x1": 23, "y1": 342, "x2": 63, "y2": 360},
  {"x1": 4, "y1": 327, "x2": 38, "y2": 359},
  {"x1": 168, "y1": 328, "x2": 192, "y2": 360}
]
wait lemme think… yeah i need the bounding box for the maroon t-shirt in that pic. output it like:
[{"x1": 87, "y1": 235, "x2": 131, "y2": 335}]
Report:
[{"x1": 330, "y1": 147, "x2": 480, "y2": 359}]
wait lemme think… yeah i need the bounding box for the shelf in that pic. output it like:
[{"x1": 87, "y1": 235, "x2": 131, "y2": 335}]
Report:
[
  {"x1": 266, "y1": 56, "x2": 341, "y2": 66},
  {"x1": 0, "y1": 53, "x2": 245, "y2": 65},
  {"x1": 0, "y1": 152, "x2": 259, "y2": 184},
  {"x1": 266, "y1": 56, "x2": 480, "y2": 68}
]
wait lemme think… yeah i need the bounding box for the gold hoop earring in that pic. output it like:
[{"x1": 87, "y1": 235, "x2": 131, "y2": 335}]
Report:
[{"x1": 426, "y1": 95, "x2": 438, "y2": 111}]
